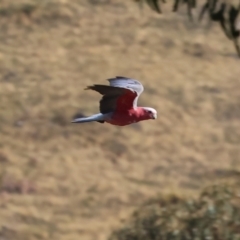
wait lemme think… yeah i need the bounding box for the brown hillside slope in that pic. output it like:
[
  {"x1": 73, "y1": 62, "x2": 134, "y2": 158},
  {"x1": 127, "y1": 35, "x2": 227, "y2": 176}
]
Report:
[{"x1": 0, "y1": 1, "x2": 239, "y2": 240}]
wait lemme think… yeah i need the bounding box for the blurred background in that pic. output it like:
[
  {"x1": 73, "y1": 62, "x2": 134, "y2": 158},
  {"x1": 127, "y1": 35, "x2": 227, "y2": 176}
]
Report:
[{"x1": 0, "y1": 0, "x2": 240, "y2": 240}]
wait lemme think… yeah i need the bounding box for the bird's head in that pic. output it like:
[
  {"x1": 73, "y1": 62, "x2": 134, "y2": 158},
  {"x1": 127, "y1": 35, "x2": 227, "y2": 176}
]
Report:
[{"x1": 142, "y1": 107, "x2": 157, "y2": 120}]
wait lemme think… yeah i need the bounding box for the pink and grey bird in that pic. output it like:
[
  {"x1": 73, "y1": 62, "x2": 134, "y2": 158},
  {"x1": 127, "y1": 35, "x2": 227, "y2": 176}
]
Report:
[{"x1": 72, "y1": 76, "x2": 157, "y2": 126}]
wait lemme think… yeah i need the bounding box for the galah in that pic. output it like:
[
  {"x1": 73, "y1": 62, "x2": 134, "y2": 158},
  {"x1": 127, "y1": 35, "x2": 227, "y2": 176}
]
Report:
[{"x1": 72, "y1": 76, "x2": 157, "y2": 126}]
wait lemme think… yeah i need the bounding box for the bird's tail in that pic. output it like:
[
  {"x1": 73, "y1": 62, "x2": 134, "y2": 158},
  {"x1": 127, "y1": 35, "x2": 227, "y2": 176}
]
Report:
[{"x1": 71, "y1": 113, "x2": 106, "y2": 124}]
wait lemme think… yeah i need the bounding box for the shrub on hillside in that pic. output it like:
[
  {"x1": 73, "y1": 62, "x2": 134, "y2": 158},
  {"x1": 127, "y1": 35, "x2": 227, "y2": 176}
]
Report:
[{"x1": 109, "y1": 184, "x2": 240, "y2": 240}]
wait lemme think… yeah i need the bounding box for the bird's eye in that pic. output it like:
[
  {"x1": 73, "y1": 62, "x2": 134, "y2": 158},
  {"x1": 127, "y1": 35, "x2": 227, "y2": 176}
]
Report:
[{"x1": 147, "y1": 110, "x2": 152, "y2": 114}]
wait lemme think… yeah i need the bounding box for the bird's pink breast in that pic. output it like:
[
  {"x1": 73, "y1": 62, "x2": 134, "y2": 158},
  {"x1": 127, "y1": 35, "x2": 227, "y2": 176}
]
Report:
[{"x1": 105, "y1": 108, "x2": 149, "y2": 126}]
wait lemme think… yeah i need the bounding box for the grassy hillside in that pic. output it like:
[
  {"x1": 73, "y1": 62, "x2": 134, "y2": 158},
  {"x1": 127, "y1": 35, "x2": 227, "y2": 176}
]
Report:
[{"x1": 0, "y1": 1, "x2": 240, "y2": 240}]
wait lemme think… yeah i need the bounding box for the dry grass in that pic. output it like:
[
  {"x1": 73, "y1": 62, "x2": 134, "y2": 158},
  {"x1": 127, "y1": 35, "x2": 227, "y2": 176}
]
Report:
[{"x1": 0, "y1": 0, "x2": 240, "y2": 240}]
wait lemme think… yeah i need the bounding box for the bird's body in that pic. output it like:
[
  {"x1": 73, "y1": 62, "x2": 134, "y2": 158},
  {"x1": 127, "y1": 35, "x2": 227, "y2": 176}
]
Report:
[
  {"x1": 104, "y1": 107, "x2": 155, "y2": 126},
  {"x1": 72, "y1": 76, "x2": 157, "y2": 126}
]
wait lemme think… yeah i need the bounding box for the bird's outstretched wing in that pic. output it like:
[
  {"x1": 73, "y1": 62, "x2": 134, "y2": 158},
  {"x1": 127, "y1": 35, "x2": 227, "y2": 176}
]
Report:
[{"x1": 85, "y1": 76, "x2": 144, "y2": 114}]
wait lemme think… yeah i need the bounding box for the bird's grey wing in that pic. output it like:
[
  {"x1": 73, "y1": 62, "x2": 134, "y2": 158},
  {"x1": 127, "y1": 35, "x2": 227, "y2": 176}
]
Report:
[
  {"x1": 107, "y1": 76, "x2": 144, "y2": 107},
  {"x1": 85, "y1": 85, "x2": 126, "y2": 114},
  {"x1": 107, "y1": 76, "x2": 144, "y2": 96}
]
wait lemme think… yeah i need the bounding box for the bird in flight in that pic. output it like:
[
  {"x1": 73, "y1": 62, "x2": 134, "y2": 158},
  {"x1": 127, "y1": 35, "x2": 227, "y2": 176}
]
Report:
[{"x1": 72, "y1": 76, "x2": 157, "y2": 126}]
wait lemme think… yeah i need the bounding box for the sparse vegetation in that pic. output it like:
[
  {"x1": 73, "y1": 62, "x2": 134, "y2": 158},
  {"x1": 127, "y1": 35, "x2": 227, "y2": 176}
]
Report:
[
  {"x1": 109, "y1": 183, "x2": 240, "y2": 240},
  {"x1": 134, "y1": 0, "x2": 240, "y2": 57}
]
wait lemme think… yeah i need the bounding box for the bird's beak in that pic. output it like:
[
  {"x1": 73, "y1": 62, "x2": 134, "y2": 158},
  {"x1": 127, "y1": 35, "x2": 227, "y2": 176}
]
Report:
[{"x1": 152, "y1": 113, "x2": 157, "y2": 120}]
